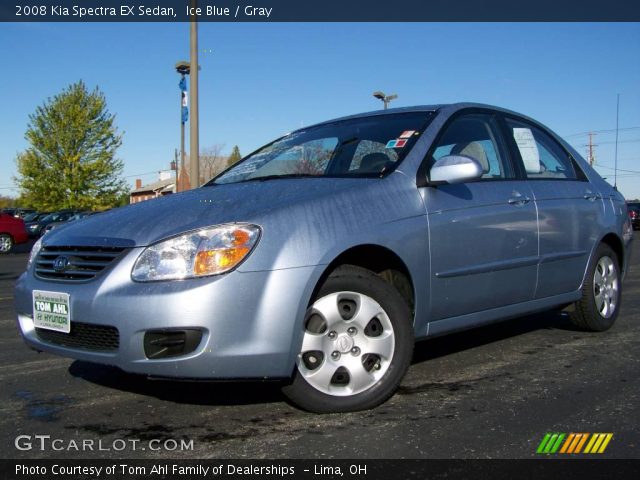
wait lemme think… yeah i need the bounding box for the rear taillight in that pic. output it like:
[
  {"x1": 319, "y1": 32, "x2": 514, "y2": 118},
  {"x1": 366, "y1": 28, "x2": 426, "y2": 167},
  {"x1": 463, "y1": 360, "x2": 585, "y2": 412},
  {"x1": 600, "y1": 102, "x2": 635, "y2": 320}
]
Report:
[{"x1": 630, "y1": 210, "x2": 637, "y2": 220}]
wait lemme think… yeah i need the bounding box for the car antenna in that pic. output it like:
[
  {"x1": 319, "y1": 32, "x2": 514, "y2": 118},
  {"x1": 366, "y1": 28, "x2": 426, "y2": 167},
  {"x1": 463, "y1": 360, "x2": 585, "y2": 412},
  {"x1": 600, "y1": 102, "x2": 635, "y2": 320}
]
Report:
[{"x1": 614, "y1": 93, "x2": 620, "y2": 191}]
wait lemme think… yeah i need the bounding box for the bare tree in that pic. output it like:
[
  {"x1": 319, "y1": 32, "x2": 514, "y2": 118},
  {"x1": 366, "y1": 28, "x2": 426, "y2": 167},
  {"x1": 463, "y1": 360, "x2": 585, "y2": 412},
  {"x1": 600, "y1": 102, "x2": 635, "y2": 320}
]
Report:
[
  {"x1": 289, "y1": 142, "x2": 333, "y2": 175},
  {"x1": 199, "y1": 144, "x2": 228, "y2": 183}
]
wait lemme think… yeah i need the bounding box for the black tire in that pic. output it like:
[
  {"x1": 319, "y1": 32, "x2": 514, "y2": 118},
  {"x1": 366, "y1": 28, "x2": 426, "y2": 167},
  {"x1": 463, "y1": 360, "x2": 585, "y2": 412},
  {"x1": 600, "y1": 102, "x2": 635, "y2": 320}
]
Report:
[
  {"x1": 570, "y1": 243, "x2": 621, "y2": 331},
  {"x1": 0, "y1": 234, "x2": 14, "y2": 254},
  {"x1": 282, "y1": 265, "x2": 414, "y2": 413}
]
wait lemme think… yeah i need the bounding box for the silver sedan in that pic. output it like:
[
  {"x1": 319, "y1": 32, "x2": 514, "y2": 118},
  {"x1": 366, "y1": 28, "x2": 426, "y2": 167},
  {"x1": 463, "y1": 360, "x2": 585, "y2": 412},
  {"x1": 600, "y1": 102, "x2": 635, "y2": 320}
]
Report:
[{"x1": 14, "y1": 103, "x2": 633, "y2": 412}]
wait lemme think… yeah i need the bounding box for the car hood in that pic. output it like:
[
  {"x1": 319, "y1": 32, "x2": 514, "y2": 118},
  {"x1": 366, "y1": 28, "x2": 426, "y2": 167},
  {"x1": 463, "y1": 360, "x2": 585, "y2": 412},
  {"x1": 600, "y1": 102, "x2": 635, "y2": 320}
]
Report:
[{"x1": 43, "y1": 178, "x2": 377, "y2": 248}]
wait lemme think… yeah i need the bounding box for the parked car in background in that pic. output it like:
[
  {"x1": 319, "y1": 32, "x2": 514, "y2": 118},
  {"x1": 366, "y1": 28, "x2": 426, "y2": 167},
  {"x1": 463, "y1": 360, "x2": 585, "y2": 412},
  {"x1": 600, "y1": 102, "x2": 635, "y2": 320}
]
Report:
[
  {"x1": 1, "y1": 208, "x2": 20, "y2": 218},
  {"x1": 0, "y1": 212, "x2": 28, "y2": 253},
  {"x1": 22, "y1": 212, "x2": 47, "y2": 223},
  {"x1": 1, "y1": 208, "x2": 36, "y2": 219},
  {"x1": 628, "y1": 202, "x2": 640, "y2": 230},
  {"x1": 14, "y1": 103, "x2": 633, "y2": 412},
  {"x1": 25, "y1": 210, "x2": 80, "y2": 238},
  {"x1": 41, "y1": 211, "x2": 93, "y2": 235}
]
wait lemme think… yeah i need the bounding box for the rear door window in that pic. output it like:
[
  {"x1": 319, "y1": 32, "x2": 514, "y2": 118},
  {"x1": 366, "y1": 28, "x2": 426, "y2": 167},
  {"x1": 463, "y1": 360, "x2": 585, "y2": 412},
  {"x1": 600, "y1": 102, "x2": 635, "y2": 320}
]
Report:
[{"x1": 505, "y1": 118, "x2": 577, "y2": 180}]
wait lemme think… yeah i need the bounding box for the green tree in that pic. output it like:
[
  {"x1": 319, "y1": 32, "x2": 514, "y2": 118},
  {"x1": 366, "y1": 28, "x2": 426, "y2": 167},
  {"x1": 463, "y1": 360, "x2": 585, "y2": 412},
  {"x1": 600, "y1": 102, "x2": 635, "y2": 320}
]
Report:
[
  {"x1": 227, "y1": 145, "x2": 242, "y2": 167},
  {"x1": 0, "y1": 195, "x2": 17, "y2": 209},
  {"x1": 14, "y1": 81, "x2": 127, "y2": 210}
]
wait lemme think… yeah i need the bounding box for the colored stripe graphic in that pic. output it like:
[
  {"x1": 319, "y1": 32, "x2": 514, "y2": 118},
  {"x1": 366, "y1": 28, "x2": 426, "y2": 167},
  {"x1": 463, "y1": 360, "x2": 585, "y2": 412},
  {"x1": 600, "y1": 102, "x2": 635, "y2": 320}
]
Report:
[
  {"x1": 574, "y1": 433, "x2": 589, "y2": 453},
  {"x1": 537, "y1": 433, "x2": 565, "y2": 454},
  {"x1": 559, "y1": 433, "x2": 575, "y2": 453},
  {"x1": 584, "y1": 434, "x2": 597, "y2": 453},
  {"x1": 598, "y1": 434, "x2": 613, "y2": 453},
  {"x1": 584, "y1": 433, "x2": 614, "y2": 454},
  {"x1": 560, "y1": 433, "x2": 589, "y2": 453},
  {"x1": 538, "y1": 433, "x2": 613, "y2": 454},
  {"x1": 536, "y1": 433, "x2": 552, "y2": 454}
]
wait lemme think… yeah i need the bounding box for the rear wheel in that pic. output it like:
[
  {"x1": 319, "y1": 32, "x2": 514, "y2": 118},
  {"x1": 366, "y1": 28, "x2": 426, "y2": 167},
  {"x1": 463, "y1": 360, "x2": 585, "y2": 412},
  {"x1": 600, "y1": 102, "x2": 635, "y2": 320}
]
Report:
[
  {"x1": 0, "y1": 234, "x2": 14, "y2": 254},
  {"x1": 570, "y1": 244, "x2": 621, "y2": 331},
  {"x1": 282, "y1": 265, "x2": 413, "y2": 413}
]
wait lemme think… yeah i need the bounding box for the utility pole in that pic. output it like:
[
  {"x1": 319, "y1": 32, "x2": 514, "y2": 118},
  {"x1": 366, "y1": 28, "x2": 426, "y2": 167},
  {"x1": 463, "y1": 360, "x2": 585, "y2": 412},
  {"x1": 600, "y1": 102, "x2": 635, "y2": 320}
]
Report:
[
  {"x1": 587, "y1": 132, "x2": 597, "y2": 166},
  {"x1": 173, "y1": 149, "x2": 179, "y2": 193},
  {"x1": 189, "y1": 0, "x2": 200, "y2": 189}
]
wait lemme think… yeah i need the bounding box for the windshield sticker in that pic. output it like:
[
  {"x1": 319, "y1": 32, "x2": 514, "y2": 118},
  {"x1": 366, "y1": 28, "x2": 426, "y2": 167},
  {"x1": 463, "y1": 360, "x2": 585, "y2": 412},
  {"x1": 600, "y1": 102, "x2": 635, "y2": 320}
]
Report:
[
  {"x1": 399, "y1": 130, "x2": 415, "y2": 139},
  {"x1": 386, "y1": 139, "x2": 407, "y2": 149}
]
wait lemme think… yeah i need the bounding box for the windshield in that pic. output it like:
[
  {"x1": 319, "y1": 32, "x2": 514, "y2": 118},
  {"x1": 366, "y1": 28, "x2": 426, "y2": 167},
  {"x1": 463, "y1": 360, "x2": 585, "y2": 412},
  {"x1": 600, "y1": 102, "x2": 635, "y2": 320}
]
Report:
[
  {"x1": 210, "y1": 112, "x2": 434, "y2": 185},
  {"x1": 42, "y1": 212, "x2": 71, "y2": 222}
]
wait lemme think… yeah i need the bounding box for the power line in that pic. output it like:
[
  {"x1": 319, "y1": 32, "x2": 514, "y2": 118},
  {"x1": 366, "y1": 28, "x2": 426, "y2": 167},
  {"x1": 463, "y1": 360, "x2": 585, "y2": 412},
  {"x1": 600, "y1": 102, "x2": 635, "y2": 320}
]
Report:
[
  {"x1": 571, "y1": 138, "x2": 640, "y2": 147},
  {"x1": 563, "y1": 126, "x2": 640, "y2": 138},
  {"x1": 123, "y1": 171, "x2": 158, "y2": 178},
  {"x1": 594, "y1": 164, "x2": 640, "y2": 174},
  {"x1": 594, "y1": 138, "x2": 640, "y2": 145}
]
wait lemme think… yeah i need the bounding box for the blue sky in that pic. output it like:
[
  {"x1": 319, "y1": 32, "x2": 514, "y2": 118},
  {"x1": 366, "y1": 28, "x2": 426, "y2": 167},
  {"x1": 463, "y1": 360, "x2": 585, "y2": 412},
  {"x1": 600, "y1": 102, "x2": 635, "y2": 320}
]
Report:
[{"x1": 1, "y1": 22, "x2": 639, "y2": 199}]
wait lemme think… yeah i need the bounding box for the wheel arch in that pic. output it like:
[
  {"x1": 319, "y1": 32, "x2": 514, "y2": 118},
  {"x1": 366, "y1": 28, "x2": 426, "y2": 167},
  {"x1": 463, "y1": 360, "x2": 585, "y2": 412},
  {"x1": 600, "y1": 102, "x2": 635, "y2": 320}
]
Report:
[
  {"x1": 309, "y1": 244, "x2": 416, "y2": 325},
  {"x1": 581, "y1": 231, "x2": 626, "y2": 287},
  {"x1": 600, "y1": 232, "x2": 625, "y2": 274}
]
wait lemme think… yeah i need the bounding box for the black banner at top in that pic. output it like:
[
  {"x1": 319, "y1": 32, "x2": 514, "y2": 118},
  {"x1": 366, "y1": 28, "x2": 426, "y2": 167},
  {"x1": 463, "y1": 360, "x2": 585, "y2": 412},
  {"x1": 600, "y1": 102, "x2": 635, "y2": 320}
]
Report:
[{"x1": 2, "y1": 0, "x2": 640, "y2": 22}]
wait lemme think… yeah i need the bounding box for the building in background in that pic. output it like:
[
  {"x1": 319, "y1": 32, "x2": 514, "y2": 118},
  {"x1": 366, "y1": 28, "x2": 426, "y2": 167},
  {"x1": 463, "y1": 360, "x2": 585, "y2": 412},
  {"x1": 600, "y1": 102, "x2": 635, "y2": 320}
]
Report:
[{"x1": 130, "y1": 170, "x2": 176, "y2": 204}]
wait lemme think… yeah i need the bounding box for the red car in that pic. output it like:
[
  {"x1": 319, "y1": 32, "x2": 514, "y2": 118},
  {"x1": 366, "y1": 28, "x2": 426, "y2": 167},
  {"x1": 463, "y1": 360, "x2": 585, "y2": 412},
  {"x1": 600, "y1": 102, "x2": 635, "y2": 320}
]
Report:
[
  {"x1": 0, "y1": 212, "x2": 29, "y2": 253},
  {"x1": 628, "y1": 202, "x2": 640, "y2": 230}
]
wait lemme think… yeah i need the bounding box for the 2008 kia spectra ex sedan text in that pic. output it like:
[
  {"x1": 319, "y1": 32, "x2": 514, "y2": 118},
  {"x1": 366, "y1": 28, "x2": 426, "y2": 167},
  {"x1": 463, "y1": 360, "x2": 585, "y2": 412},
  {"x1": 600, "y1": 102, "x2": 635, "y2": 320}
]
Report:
[{"x1": 14, "y1": 103, "x2": 633, "y2": 412}]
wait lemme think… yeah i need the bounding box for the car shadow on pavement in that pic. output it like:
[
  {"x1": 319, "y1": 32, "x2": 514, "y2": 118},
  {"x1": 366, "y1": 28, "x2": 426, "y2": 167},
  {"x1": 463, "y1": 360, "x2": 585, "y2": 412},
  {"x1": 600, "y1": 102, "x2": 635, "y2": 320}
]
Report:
[
  {"x1": 68, "y1": 360, "x2": 288, "y2": 407},
  {"x1": 0, "y1": 272, "x2": 20, "y2": 281},
  {"x1": 411, "y1": 310, "x2": 583, "y2": 365},
  {"x1": 67, "y1": 310, "x2": 581, "y2": 408}
]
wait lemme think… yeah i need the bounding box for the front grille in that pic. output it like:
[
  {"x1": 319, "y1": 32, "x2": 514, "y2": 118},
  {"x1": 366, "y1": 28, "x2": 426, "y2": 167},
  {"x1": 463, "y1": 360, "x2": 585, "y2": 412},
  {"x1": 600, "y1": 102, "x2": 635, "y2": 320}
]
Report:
[
  {"x1": 35, "y1": 246, "x2": 126, "y2": 281},
  {"x1": 35, "y1": 322, "x2": 119, "y2": 351}
]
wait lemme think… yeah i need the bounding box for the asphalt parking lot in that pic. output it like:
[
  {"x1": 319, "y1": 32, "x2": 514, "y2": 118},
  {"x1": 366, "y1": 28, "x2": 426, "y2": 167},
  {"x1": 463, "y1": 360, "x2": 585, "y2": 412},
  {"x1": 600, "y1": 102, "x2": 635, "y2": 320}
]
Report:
[{"x1": 1, "y1": 241, "x2": 638, "y2": 459}]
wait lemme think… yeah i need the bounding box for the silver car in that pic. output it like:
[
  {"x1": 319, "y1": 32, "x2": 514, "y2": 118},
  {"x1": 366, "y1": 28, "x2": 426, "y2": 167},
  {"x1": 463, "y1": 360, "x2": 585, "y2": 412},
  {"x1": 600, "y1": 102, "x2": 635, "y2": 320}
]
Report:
[{"x1": 14, "y1": 103, "x2": 633, "y2": 412}]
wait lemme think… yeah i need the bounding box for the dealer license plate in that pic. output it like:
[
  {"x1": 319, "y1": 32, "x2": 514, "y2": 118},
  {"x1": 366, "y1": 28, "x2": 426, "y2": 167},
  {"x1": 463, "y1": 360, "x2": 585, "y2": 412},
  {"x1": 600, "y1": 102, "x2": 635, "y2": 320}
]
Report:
[{"x1": 32, "y1": 290, "x2": 70, "y2": 333}]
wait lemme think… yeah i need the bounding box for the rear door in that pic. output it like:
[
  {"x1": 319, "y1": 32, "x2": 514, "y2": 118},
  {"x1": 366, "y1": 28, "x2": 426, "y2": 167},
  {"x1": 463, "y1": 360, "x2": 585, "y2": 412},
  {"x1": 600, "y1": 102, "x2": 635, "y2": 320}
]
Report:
[
  {"x1": 502, "y1": 116, "x2": 602, "y2": 298},
  {"x1": 419, "y1": 111, "x2": 538, "y2": 320}
]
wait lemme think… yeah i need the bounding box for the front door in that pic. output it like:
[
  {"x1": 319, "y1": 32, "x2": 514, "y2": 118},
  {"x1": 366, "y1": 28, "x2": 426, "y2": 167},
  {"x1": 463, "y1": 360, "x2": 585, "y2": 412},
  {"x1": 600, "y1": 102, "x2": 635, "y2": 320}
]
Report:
[{"x1": 419, "y1": 112, "x2": 539, "y2": 320}]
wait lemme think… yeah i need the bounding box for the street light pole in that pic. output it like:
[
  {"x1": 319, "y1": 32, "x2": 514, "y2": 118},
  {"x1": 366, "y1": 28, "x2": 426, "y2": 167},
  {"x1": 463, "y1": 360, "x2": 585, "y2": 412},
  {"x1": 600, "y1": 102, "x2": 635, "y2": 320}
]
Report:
[
  {"x1": 175, "y1": 61, "x2": 190, "y2": 192},
  {"x1": 373, "y1": 91, "x2": 398, "y2": 110},
  {"x1": 180, "y1": 103, "x2": 185, "y2": 191},
  {"x1": 189, "y1": 1, "x2": 200, "y2": 188}
]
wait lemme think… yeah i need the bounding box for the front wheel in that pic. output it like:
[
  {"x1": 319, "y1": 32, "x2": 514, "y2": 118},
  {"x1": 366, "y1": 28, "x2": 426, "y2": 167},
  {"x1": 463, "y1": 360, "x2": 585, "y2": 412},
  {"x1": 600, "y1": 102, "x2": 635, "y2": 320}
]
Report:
[
  {"x1": 570, "y1": 243, "x2": 621, "y2": 331},
  {"x1": 0, "y1": 234, "x2": 14, "y2": 254},
  {"x1": 282, "y1": 265, "x2": 413, "y2": 413}
]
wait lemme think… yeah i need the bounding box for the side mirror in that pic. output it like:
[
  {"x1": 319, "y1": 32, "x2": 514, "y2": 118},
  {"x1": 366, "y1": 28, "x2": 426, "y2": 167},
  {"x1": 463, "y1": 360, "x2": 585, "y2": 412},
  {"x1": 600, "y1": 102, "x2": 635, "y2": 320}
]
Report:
[{"x1": 429, "y1": 155, "x2": 483, "y2": 185}]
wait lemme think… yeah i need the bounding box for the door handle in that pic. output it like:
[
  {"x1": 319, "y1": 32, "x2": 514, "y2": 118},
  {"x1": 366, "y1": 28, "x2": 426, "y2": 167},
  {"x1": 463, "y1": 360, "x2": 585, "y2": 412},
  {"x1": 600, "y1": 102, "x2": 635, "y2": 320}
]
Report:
[
  {"x1": 508, "y1": 196, "x2": 531, "y2": 206},
  {"x1": 583, "y1": 191, "x2": 599, "y2": 201}
]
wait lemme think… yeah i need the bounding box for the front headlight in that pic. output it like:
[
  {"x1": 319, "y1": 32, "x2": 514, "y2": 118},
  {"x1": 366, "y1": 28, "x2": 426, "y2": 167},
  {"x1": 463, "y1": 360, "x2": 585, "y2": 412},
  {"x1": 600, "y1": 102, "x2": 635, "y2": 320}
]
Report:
[
  {"x1": 131, "y1": 224, "x2": 261, "y2": 282},
  {"x1": 27, "y1": 237, "x2": 43, "y2": 268}
]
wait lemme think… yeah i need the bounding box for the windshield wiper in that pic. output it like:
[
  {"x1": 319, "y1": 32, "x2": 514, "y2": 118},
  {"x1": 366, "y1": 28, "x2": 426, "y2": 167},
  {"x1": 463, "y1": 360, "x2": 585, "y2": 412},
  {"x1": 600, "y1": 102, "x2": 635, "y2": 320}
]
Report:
[{"x1": 237, "y1": 174, "x2": 321, "y2": 183}]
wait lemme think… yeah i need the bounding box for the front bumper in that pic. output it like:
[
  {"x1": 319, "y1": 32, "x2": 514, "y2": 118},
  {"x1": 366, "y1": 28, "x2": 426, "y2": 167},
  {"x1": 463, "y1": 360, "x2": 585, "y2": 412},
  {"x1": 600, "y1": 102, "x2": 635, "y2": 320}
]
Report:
[{"x1": 15, "y1": 247, "x2": 320, "y2": 379}]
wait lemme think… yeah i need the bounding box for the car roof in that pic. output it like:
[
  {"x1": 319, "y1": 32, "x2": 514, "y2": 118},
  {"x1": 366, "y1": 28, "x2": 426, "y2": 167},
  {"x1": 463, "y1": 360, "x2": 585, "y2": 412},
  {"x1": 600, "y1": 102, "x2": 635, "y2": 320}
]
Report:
[
  {"x1": 294, "y1": 102, "x2": 541, "y2": 132},
  {"x1": 296, "y1": 105, "x2": 442, "y2": 131}
]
